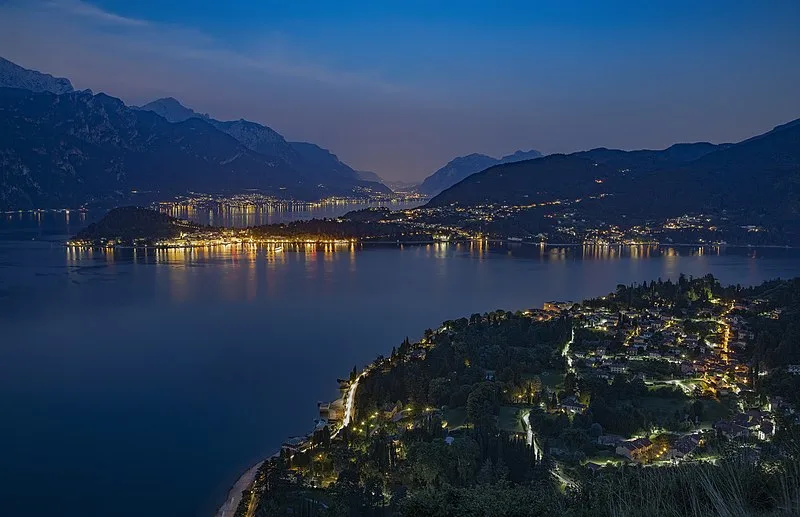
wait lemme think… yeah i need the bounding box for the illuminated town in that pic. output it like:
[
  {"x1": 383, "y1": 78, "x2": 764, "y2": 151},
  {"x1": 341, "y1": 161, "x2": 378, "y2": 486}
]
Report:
[{"x1": 60, "y1": 189, "x2": 791, "y2": 250}]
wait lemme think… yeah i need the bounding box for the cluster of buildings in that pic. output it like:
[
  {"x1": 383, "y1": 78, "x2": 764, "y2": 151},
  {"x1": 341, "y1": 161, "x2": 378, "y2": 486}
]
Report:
[
  {"x1": 603, "y1": 432, "x2": 706, "y2": 464},
  {"x1": 402, "y1": 196, "x2": 771, "y2": 245},
  {"x1": 563, "y1": 300, "x2": 753, "y2": 396},
  {"x1": 532, "y1": 294, "x2": 793, "y2": 467},
  {"x1": 713, "y1": 410, "x2": 775, "y2": 441}
]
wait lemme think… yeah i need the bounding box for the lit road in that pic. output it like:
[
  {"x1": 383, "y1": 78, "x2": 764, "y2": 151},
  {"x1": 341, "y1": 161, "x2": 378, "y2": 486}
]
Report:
[
  {"x1": 552, "y1": 464, "x2": 577, "y2": 489},
  {"x1": 562, "y1": 327, "x2": 575, "y2": 370},
  {"x1": 520, "y1": 410, "x2": 542, "y2": 461},
  {"x1": 244, "y1": 490, "x2": 258, "y2": 517},
  {"x1": 521, "y1": 409, "x2": 576, "y2": 490},
  {"x1": 332, "y1": 368, "x2": 367, "y2": 438}
]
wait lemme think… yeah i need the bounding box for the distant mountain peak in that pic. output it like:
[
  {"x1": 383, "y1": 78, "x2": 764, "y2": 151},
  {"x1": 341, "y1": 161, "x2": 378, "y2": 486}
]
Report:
[
  {"x1": 0, "y1": 56, "x2": 74, "y2": 94},
  {"x1": 500, "y1": 149, "x2": 543, "y2": 162},
  {"x1": 137, "y1": 97, "x2": 210, "y2": 123},
  {"x1": 417, "y1": 148, "x2": 543, "y2": 196}
]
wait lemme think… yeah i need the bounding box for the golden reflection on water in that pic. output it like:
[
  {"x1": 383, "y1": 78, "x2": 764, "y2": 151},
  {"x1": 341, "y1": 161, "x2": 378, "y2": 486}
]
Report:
[
  {"x1": 548, "y1": 247, "x2": 567, "y2": 261},
  {"x1": 62, "y1": 241, "x2": 771, "y2": 303},
  {"x1": 433, "y1": 241, "x2": 449, "y2": 260},
  {"x1": 469, "y1": 238, "x2": 487, "y2": 261}
]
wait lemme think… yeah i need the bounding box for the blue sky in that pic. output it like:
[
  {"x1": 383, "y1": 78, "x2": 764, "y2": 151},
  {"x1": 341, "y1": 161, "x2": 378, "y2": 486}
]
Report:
[{"x1": 1, "y1": 0, "x2": 798, "y2": 180}]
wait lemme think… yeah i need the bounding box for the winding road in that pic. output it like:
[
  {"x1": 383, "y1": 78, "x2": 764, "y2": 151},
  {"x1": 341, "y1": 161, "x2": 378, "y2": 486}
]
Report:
[
  {"x1": 332, "y1": 368, "x2": 367, "y2": 438},
  {"x1": 520, "y1": 410, "x2": 543, "y2": 461},
  {"x1": 562, "y1": 327, "x2": 575, "y2": 370}
]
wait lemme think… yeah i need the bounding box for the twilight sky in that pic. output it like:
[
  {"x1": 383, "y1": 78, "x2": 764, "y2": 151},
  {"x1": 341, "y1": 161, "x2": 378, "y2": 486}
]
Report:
[{"x1": 1, "y1": 0, "x2": 798, "y2": 181}]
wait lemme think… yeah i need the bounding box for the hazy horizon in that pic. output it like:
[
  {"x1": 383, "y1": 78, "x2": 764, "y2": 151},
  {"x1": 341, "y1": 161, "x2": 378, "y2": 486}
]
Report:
[{"x1": 1, "y1": 0, "x2": 798, "y2": 181}]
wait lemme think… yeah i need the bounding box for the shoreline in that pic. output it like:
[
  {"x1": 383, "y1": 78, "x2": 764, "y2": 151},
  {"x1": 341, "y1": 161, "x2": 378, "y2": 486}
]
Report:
[
  {"x1": 214, "y1": 461, "x2": 263, "y2": 517},
  {"x1": 63, "y1": 239, "x2": 797, "y2": 250},
  {"x1": 212, "y1": 368, "x2": 367, "y2": 516}
]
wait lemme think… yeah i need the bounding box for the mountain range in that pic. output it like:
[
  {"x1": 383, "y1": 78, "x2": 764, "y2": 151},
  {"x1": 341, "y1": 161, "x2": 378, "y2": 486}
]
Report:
[
  {"x1": 417, "y1": 149, "x2": 543, "y2": 196},
  {"x1": 0, "y1": 58, "x2": 389, "y2": 210},
  {"x1": 427, "y1": 120, "x2": 800, "y2": 238},
  {"x1": 138, "y1": 97, "x2": 390, "y2": 188},
  {"x1": 2, "y1": 55, "x2": 798, "y2": 228}
]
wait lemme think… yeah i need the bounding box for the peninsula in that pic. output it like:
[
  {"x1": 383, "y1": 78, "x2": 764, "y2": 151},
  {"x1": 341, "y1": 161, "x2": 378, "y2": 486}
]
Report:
[{"x1": 218, "y1": 275, "x2": 800, "y2": 517}]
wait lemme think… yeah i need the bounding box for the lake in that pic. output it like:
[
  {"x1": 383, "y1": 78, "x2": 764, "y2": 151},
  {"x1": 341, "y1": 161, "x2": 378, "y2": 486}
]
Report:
[{"x1": 1, "y1": 209, "x2": 799, "y2": 517}]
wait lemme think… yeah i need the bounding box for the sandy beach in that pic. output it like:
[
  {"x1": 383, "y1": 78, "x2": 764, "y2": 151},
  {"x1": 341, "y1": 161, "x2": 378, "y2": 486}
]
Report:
[{"x1": 214, "y1": 461, "x2": 263, "y2": 517}]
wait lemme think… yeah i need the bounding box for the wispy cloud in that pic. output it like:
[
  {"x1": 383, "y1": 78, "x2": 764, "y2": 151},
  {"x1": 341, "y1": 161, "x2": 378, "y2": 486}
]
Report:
[
  {"x1": 46, "y1": 0, "x2": 149, "y2": 27},
  {"x1": 32, "y1": 0, "x2": 407, "y2": 94}
]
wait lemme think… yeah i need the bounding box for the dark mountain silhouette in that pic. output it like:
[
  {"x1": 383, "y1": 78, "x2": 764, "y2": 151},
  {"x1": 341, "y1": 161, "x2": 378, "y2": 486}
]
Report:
[
  {"x1": 137, "y1": 97, "x2": 390, "y2": 194},
  {"x1": 574, "y1": 142, "x2": 729, "y2": 173},
  {"x1": 427, "y1": 154, "x2": 613, "y2": 207},
  {"x1": 427, "y1": 120, "x2": 800, "y2": 231},
  {"x1": 0, "y1": 88, "x2": 382, "y2": 209},
  {"x1": 0, "y1": 55, "x2": 391, "y2": 209},
  {"x1": 636, "y1": 120, "x2": 800, "y2": 221}
]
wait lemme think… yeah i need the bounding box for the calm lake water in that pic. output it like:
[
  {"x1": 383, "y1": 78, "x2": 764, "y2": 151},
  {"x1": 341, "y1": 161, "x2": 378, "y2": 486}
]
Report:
[{"x1": 1, "y1": 210, "x2": 799, "y2": 517}]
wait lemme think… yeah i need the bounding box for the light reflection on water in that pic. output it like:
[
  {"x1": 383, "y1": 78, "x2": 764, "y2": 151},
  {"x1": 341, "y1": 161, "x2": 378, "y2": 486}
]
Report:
[
  {"x1": 56, "y1": 241, "x2": 789, "y2": 306},
  {"x1": 62, "y1": 241, "x2": 759, "y2": 267}
]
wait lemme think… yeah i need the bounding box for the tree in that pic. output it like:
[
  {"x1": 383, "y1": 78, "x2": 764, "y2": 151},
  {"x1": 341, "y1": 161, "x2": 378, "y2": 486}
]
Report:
[
  {"x1": 476, "y1": 458, "x2": 509, "y2": 485},
  {"x1": 530, "y1": 375, "x2": 543, "y2": 396},
  {"x1": 451, "y1": 436, "x2": 481, "y2": 486},
  {"x1": 564, "y1": 372, "x2": 577, "y2": 394},
  {"x1": 408, "y1": 441, "x2": 449, "y2": 488},
  {"x1": 428, "y1": 377, "x2": 452, "y2": 407},
  {"x1": 477, "y1": 459, "x2": 495, "y2": 485},
  {"x1": 467, "y1": 383, "x2": 499, "y2": 430},
  {"x1": 689, "y1": 400, "x2": 704, "y2": 423}
]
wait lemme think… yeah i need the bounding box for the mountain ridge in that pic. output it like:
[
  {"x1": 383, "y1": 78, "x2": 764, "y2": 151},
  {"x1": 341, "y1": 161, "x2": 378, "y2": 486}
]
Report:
[
  {"x1": 0, "y1": 87, "x2": 386, "y2": 209},
  {"x1": 136, "y1": 97, "x2": 391, "y2": 193},
  {"x1": 426, "y1": 118, "x2": 800, "y2": 231},
  {"x1": 0, "y1": 57, "x2": 391, "y2": 208},
  {"x1": 0, "y1": 57, "x2": 74, "y2": 94}
]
